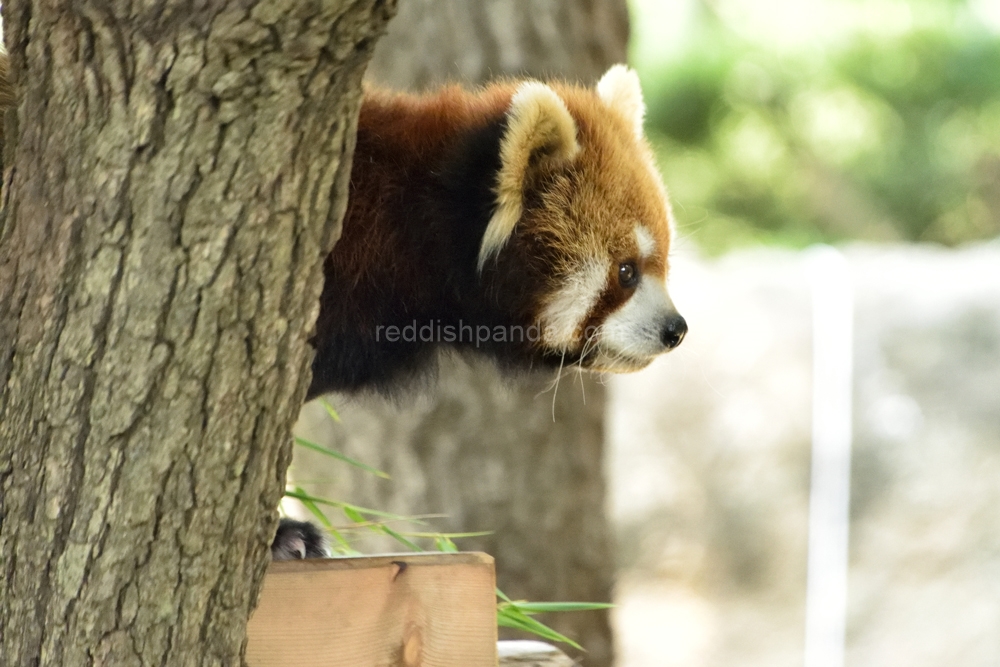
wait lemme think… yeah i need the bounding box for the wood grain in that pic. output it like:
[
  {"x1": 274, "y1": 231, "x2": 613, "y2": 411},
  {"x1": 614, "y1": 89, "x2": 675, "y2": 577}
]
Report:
[{"x1": 247, "y1": 552, "x2": 498, "y2": 667}]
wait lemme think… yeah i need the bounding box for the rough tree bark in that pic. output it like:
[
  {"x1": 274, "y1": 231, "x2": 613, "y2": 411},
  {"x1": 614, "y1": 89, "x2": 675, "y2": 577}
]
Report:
[
  {"x1": 295, "y1": 2, "x2": 629, "y2": 666},
  {"x1": 0, "y1": 1, "x2": 394, "y2": 664}
]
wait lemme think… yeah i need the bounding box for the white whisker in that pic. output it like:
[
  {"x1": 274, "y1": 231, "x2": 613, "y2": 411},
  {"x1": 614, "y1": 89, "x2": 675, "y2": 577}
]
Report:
[{"x1": 551, "y1": 348, "x2": 568, "y2": 421}]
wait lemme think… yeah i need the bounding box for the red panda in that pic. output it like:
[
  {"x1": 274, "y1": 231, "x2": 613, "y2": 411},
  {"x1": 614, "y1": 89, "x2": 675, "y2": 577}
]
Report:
[
  {"x1": 308, "y1": 65, "x2": 686, "y2": 398},
  {"x1": 0, "y1": 55, "x2": 685, "y2": 557}
]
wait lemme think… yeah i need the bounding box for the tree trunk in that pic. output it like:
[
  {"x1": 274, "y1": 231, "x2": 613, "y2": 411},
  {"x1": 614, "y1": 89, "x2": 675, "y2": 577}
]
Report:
[
  {"x1": 295, "y1": 3, "x2": 629, "y2": 665},
  {"x1": 0, "y1": 1, "x2": 394, "y2": 664},
  {"x1": 367, "y1": 0, "x2": 629, "y2": 89}
]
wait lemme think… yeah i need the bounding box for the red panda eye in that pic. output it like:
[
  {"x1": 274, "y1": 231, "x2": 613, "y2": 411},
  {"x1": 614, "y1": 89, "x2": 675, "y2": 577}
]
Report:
[{"x1": 618, "y1": 261, "x2": 639, "y2": 288}]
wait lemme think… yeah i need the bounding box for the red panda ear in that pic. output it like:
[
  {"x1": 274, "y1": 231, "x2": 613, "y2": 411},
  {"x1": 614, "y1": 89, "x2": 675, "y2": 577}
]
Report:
[
  {"x1": 478, "y1": 82, "x2": 580, "y2": 272},
  {"x1": 597, "y1": 65, "x2": 646, "y2": 139}
]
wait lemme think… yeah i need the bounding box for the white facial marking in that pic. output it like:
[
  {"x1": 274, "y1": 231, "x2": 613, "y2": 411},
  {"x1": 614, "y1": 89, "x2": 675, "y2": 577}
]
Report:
[
  {"x1": 540, "y1": 259, "x2": 607, "y2": 350},
  {"x1": 635, "y1": 225, "x2": 656, "y2": 258},
  {"x1": 600, "y1": 278, "x2": 677, "y2": 360}
]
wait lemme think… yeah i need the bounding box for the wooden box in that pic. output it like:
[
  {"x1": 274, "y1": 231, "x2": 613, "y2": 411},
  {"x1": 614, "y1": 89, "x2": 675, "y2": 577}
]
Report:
[{"x1": 247, "y1": 552, "x2": 498, "y2": 667}]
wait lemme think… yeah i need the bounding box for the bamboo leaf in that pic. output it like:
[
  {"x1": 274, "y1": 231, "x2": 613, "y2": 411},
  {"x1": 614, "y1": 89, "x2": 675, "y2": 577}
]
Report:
[
  {"x1": 510, "y1": 601, "x2": 615, "y2": 613},
  {"x1": 343, "y1": 505, "x2": 367, "y2": 524},
  {"x1": 403, "y1": 530, "x2": 492, "y2": 539},
  {"x1": 434, "y1": 535, "x2": 458, "y2": 553},
  {"x1": 296, "y1": 491, "x2": 334, "y2": 530},
  {"x1": 496, "y1": 605, "x2": 584, "y2": 650},
  {"x1": 380, "y1": 524, "x2": 422, "y2": 551},
  {"x1": 293, "y1": 437, "x2": 389, "y2": 479},
  {"x1": 320, "y1": 399, "x2": 341, "y2": 422},
  {"x1": 283, "y1": 489, "x2": 413, "y2": 521}
]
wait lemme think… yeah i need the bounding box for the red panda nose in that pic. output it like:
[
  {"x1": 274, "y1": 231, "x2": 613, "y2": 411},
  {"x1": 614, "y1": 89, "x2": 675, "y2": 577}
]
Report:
[{"x1": 661, "y1": 313, "x2": 687, "y2": 350}]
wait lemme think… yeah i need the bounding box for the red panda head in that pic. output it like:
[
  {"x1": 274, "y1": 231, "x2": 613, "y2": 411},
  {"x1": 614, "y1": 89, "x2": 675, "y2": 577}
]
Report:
[{"x1": 478, "y1": 66, "x2": 686, "y2": 373}]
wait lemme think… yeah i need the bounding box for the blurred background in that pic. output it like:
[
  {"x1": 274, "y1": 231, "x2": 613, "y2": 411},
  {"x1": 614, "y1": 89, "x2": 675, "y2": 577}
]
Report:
[
  {"x1": 290, "y1": 1, "x2": 1000, "y2": 665},
  {"x1": 633, "y1": 0, "x2": 1000, "y2": 252},
  {"x1": 614, "y1": 2, "x2": 1000, "y2": 665}
]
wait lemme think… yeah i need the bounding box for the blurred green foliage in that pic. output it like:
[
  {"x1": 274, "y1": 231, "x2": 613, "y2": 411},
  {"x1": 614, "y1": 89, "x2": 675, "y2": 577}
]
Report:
[{"x1": 635, "y1": 0, "x2": 1000, "y2": 253}]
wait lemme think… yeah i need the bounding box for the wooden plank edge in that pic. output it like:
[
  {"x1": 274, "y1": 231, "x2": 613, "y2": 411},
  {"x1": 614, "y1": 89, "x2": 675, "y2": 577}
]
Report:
[{"x1": 266, "y1": 551, "x2": 495, "y2": 573}]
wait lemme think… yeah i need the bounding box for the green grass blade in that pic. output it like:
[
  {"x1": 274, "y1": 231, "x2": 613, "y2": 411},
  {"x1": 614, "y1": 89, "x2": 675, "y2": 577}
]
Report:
[
  {"x1": 295, "y1": 492, "x2": 334, "y2": 529},
  {"x1": 496, "y1": 605, "x2": 584, "y2": 650},
  {"x1": 509, "y1": 601, "x2": 615, "y2": 613},
  {"x1": 434, "y1": 535, "x2": 459, "y2": 553},
  {"x1": 400, "y1": 530, "x2": 492, "y2": 539},
  {"x1": 379, "y1": 524, "x2": 423, "y2": 551},
  {"x1": 320, "y1": 399, "x2": 341, "y2": 422},
  {"x1": 293, "y1": 437, "x2": 389, "y2": 479},
  {"x1": 343, "y1": 505, "x2": 367, "y2": 524},
  {"x1": 283, "y1": 489, "x2": 414, "y2": 521},
  {"x1": 291, "y1": 487, "x2": 356, "y2": 553}
]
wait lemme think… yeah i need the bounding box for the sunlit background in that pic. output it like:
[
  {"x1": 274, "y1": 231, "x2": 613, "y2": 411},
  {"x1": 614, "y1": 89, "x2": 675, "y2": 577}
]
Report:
[
  {"x1": 633, "y1": 0, "x2": 1000, "y2": 253},
  {"x1": 609, "y1": 1, "x2": 1000, "y2": 665}
]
